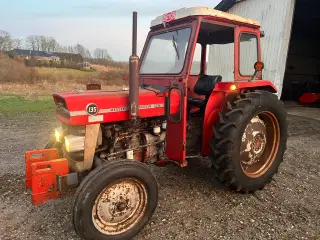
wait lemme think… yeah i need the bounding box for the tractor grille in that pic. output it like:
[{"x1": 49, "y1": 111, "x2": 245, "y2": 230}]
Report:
[{"x1": 55, "y1": 97, "x2": 70, "y2": 118}]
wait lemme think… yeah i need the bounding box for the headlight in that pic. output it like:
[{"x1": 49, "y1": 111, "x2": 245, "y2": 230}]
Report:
[
  {"x1": 55, "y1": 127, "x2": 63, "y2": 143},
  {"x1": 65, "y1": 137, "x2": 70, "y2": 152},
  {"x1": 64, "y1": 135, "x2": 85, "y2": 153}
]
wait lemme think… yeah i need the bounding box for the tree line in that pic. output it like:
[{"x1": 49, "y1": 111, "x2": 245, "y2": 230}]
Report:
[{"x1": 0, "y1": 30, "x2": 112, "y2": 60}]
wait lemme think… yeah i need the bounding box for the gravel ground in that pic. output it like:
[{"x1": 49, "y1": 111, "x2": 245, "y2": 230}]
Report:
[{"x1": 0, "y1": 111, "x2": 319, "y2": 240}]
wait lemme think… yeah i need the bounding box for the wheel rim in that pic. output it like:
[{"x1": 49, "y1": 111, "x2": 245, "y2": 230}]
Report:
[
  {"x1": 92, "y1": 178, "x2": 148, "y2": 235},
  {"x1": 240, "y1": 111, "x2": 280, "y2": 178}
]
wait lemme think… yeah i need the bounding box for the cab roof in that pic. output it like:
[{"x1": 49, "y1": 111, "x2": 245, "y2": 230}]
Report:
[{"x1": 151, "y1": 7, "x2": 260, "y2": 28}]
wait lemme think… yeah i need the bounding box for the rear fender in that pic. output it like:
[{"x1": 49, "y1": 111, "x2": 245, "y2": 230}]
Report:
[{"x1": 201, "y1": 80, "x2": 277, "y2": 156}]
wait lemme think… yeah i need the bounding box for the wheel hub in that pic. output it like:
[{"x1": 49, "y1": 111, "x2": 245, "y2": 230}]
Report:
[
  {"x1": 92, "y1": 178, "x2": 147, "y2": 235},
  {"x1": 240, "y1": 112, "x2": 280, "y2": 178},
  {"x1": 252, "y1": 133, "x2": 267, "y2": 156},
  {"x1": 241, "y1": 116, "x2": 267, "y2": 166}
]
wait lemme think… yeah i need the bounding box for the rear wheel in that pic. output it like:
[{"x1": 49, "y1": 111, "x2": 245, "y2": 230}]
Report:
[
  {"x1": 73, "y1": 160, "x2": 158, "y2": 240},
  {"x1": 210, "y1": 91, "x2": 288, "y2": 192}
]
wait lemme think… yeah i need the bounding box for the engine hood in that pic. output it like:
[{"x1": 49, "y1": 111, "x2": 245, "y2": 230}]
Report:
[{"x1": 53, "y1": 88, "x2": 172, "y2": 125}]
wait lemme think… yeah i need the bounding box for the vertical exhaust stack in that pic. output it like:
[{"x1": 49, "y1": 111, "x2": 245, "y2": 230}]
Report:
[{"x1": 129, "y1": 11, "x2": 139, "y2": 119}]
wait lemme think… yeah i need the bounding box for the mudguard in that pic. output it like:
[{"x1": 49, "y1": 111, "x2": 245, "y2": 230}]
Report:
[{"x1": 201, "y1": 80, "x2": 277, "y2": 156}]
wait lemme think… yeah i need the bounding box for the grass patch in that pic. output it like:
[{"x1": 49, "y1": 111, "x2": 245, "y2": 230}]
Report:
[
  {"x1": 0, "y1": 95, "x2": 55, "y2": 113},
  {"x1": 35, "y1": 67, "x2": 100, "y2": 82}
]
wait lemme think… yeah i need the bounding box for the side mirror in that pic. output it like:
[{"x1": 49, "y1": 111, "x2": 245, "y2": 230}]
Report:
[{"x1": 251, "y1": 61, "x2": 264, "y2": 81}]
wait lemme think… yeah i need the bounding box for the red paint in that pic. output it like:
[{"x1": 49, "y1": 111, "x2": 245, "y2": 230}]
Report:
[
  {"x1": 54, "y1": 89, "x2": 180, "y2": 126},
  {"x1": 201, "y1": 91, "x2": 226, "y2": 156},
  {"x1": 299, "y1": 93, "x2": 320, "y2": 104},
  {"x1": 155, "y1": 160, "x2": 169, "y2": 167},
  {"x1": 30, "y1": 158, "x2": 69, "y2": 205},
  {"x1": 165, "y1": 18, "x2": 201, "y2": 163},
  {"x1": 213, "y1": 81, "x2": 277, "y2": 93},
  {"x1": 201, "y1": 80, "x2": 277, "y2": 156},
  {"x1": 25, "y1": 149, "x2": 59, "y2": 189},
  {"x1": 162, "y1": 11, "x2": 176, "y2": 23},
  {"x1": 140, "y1": 20, "x2": 199, "y2": 87}
]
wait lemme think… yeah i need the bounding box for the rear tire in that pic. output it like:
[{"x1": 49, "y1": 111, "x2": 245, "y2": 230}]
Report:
[
  {"x1": 73, "y1": 160, "x2": 158, "y2": 240},
  {"x1": 210, "y1": 91, "x2": 288, "y2": 192}
]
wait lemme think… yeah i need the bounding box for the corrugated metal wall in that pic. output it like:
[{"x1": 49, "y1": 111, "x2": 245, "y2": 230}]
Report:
[{"x1": 209, "y1": 0, "x2": 296, "y2": 96}]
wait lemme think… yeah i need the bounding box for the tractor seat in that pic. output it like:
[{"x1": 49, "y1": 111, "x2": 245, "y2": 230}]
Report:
[{"x1": 188, "y1": 75, "x2": 222, "y2": 108}]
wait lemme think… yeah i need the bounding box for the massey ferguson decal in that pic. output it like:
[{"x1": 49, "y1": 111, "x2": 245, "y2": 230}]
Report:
[
  {"x1": 162, "y1": 11, "x2": 176, "y2": 23},
  {"x1": 102, "y1": 107, "x2": 129, "y2": 113},
  {"x1": 139, "y1": 104, "x2": 164, "y2": 109},
  {"x1": 70, "y1": 104, "x2": 164, "y2": 116}
]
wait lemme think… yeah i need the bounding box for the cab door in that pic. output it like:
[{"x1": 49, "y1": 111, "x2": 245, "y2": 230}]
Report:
[
  {"x1": 164, "y1": 23, "x2": 200, "y2": 165},
  {"x1": 165, "y1": 81, "x2": 187, "y2": 164}
]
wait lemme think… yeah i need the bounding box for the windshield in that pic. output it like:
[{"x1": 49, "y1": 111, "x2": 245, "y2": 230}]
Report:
[{"x1": 140, "y1": 27, "x2": 192, "y2": 74}]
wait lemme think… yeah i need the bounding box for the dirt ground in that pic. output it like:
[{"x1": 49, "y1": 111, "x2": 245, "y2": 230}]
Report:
[{"x1": 0, "y1": 110, "x2": 319, "y2": 240}]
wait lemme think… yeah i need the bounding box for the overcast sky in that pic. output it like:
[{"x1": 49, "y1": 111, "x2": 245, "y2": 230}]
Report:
[{"x1": 1, "y1": 0, "x2": 221, "y2": 60}]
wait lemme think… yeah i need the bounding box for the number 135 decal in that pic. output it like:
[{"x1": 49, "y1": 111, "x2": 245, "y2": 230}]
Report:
[{"x1": 86, "y1": 103, "x2": 99, "y2": 115}]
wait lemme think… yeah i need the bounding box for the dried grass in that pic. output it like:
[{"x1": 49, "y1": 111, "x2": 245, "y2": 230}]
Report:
[
  {"x1": 0, "y1": 54, "x2": 129, "y2": 98},
  {"x1": 0, "y1": 54, "x2": 34, "y2": 83}
]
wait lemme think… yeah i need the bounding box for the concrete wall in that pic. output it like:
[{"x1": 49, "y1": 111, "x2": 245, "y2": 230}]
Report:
[{"x1": 209, "y1": 0, "x2": 296, "y2": 96}]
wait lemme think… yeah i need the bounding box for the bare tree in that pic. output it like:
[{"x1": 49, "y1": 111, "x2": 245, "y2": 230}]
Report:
[
  {"x1": 47, "y1": 37, "x2": 58, "y2": 52},
  {"x1": 5, "y1": 32, "x2": 94, "y2": 60},
  {"x1": 57, "y1": 44, "x2": 67, "y2": 53},
  {"x1": 25, "y1": 35, "x2": 37, "y2": 51},
  {"x1": 26, "y1": 35, "x2": 47, "y2": 51},
  {"x1": 12, "y1": 38, "x2": 22, "y2": 49},
  {"x1": 35, "y1": 36, "x2": 41, "y2": 51},
  {"x1": 67, "y1": 45, "x2": 75, "y2": 54},
  {"x1": 74, "y1": 44, "x2": 86, "y2": 57},
  {"x1": 0, "y1": 30, "x2": 13, "y2": 51},
  {"x1": 94, "y1": 48, "x2": 112, "y2": 60},
  {"x1": 40, "y1": 36, "x2": 47, "y2": 51},
  {"x1": 84, "y1": 49, "x2": 92, "y2": 59}
]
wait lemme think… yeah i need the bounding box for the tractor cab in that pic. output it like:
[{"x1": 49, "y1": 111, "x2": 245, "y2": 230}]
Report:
[
  {"x1": 139, "y1": 7, "x2": 271, "y2": 162},
  {"x1": 140, "y1": 7, "x2": 262, "y2": 90}
]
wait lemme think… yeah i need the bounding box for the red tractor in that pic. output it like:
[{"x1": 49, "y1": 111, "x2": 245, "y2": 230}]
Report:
[{"x1": 25, "y1": 7, "x2": 288, "y2": 240}]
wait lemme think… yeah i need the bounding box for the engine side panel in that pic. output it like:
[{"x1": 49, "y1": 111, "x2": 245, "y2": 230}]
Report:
[{"x1": 54, "y1": 89, "x2": 179, "y2": 126}]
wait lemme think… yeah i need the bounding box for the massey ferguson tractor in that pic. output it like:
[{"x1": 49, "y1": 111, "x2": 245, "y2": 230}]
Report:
[{"x1": 25, "y1": 7, "x2": 288, "y2": 240}]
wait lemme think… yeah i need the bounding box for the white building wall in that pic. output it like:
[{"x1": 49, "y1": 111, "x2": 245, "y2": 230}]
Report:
[{"x1": 209, "y1": 0, "x2": 296, "y2": 96}]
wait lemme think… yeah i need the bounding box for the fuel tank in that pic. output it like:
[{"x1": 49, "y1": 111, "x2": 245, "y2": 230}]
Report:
[{"x1": 53, "y1": 88, "x2": 178, "y2": 125}]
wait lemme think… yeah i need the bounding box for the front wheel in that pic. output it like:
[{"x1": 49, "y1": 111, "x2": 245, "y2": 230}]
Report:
[
  {"x1": 210, "y1": 91, "x2": 288, "y2": 192},
  {"x1": 73, "y1": 160, "x2": 158, "y2": 240}
]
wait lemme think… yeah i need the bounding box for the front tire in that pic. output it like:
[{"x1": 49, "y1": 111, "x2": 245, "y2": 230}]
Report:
[
  {"x1": 73, "y1": 160, "x2": 158, "y2": 240},
  {"x1": 210, "y1": 91, "x2": 288, "y2": 192}
]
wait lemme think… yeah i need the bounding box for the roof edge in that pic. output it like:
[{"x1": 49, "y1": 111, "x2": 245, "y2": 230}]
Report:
[
  {"x1": 150, "y1": 6, "x2": 260, "y2": 28},
  {"x1": 215, "y1": 0, "x2": 238, "y2": 11}
]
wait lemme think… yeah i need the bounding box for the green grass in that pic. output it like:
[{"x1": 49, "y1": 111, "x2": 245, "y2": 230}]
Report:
[{"x1": 0, "y1": 95, "x2": 55, "y2": 113}]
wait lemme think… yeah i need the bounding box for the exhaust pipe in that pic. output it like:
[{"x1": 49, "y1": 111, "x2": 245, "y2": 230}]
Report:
[{"x1": 129, "y1": 11, "x2": 139, "y2": 119}]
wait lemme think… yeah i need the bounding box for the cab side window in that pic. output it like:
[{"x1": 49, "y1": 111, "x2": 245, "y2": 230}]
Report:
[
  {"x1": 190, "y1": 43, "x2": 202, "y2": 75},
  {"x1": 239, "y1": 33, "x2": 258, "y2": 76}
]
